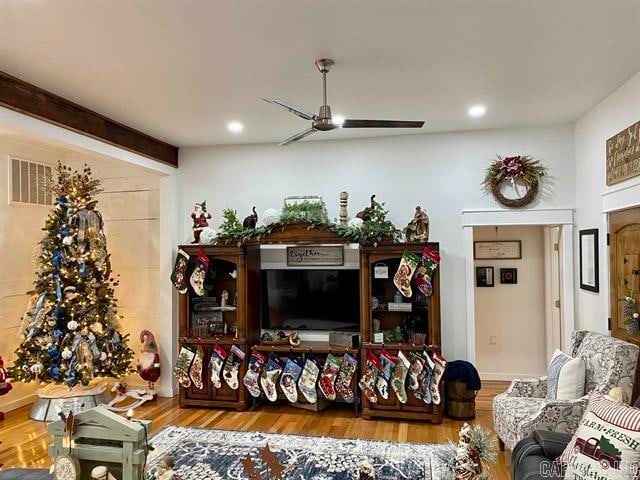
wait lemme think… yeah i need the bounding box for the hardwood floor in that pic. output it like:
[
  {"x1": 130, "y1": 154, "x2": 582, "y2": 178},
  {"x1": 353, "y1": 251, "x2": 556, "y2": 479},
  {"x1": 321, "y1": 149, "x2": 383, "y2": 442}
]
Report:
[{"x1": 0, "y1": 381, "x2": 510, "y2": 478}]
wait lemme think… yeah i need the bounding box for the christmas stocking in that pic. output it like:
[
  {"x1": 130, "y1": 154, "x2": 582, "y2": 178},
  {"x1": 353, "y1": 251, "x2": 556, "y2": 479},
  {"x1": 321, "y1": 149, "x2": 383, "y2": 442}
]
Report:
[
  {"x1": 318, "y1": 353, "x2": 342, "y2": 401},
  {"x1": 298, "y1": 353, "x2": 321, "y2": 404},
  {"x1": 335, "y1": 353, "x2": 358, "y2": 404},
  {"x1": 171, "y1": 249, "x2": 190, "y2": 294},
  {"x1": 413, "y1": 247, "x2": 441, "y2": 297},
  {"x1": 190, "y1": 250, "x2": 209, "y2": 296},
  {"x1": 393, "y1": 250, "x2": 420, "y2": 298},
  {"x1": 243, "y1": 348, "x2": 266, "y2": 398},
  {"x1": 189, "y1": 344, "x2": 205, "y2": 389},
  {"x1": 358, "y1": 350, "x2": 381, "y2": 404},
  {"x1": 415, "y1": 351, "x2": 435, "y2": 404},
  {"x1": 408, "y1": 352, "x2": 425, "y2": 393},
  {"x1": 223, "y1": 345, "x2": 245, "y2": 390},
  {"x1": 429, "y1": 351, "x2": 447, "y2": 405},
  {"x1": 174, "y1": 344, "x2": 195, "y2": 388},
  {"x1": 376, "y1": 349, "x2": 396, "y2": 400},
  {"x1": 209, "y1": 343, "x2": 227, "y2": 389},
  {"x1": 391, "y1": 350, "x2": 411, "y2": 404},
  {"x1": 260, "y1": 353, "x2": 284, "y2": 402},
  {"x1": 280, "y1": 356, "x2": 303, "y2": 403}
]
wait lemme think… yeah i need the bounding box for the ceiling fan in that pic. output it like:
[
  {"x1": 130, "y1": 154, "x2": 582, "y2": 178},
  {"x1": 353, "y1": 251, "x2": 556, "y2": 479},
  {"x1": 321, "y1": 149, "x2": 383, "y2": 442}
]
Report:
[{"x1": 263, "y1": 58, "x2": 425, "y2": 146}]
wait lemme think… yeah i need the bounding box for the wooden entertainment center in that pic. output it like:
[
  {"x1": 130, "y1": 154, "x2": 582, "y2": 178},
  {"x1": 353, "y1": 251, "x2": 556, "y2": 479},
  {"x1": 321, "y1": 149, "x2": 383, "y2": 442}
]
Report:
[{"x1": 177, "y1": 223, "x2": 442, "y2": 423}]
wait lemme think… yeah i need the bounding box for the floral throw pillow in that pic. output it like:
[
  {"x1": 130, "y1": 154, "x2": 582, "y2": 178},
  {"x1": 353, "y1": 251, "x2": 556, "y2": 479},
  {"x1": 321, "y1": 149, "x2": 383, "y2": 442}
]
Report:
[{"x1": 558, "y1": 391, "x2": 640, "y2": 479}]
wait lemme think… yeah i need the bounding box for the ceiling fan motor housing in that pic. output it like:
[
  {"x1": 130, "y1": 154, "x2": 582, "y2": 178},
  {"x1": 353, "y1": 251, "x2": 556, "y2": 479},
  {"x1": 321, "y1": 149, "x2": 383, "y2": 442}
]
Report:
[{"x1": 313, "y1": 104, "x2": 336, "y2": 131}]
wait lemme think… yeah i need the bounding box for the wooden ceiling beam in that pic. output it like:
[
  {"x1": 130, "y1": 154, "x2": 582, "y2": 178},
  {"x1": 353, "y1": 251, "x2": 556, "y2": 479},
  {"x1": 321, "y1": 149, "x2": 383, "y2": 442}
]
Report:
[{"x1": 0, "y1": 70, "x2": 178, "y2": 167}]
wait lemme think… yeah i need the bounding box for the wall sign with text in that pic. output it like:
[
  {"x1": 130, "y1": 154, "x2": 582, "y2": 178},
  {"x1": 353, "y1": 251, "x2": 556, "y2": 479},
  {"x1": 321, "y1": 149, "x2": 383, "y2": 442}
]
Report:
[
  {"x1": 607, "y1": 120, "x2": 640, "y2": 186},
  {"x1": 286, "y1": 246, "x2": 344, "y2": 266},
  {"x1": 473, "y1": 240, "x2": 522, "y2": 260}
]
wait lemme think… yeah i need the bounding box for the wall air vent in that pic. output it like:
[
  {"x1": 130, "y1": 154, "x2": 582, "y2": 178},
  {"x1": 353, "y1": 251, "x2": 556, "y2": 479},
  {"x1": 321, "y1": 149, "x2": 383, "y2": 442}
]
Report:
[{"x1": 10, "y1": 158, "x2": 53, "y2": 206}]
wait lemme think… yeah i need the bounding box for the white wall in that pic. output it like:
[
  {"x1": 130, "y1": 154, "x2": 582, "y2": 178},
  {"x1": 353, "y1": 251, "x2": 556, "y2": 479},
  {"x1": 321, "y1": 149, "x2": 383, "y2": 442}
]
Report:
[
  {"x1": 574, "y1": 71, "x2": 640, "y2": 333},
  {"x1": 474, "y1": 225, "x2": 547, "y2": 379},
  {"x1": 179, "y1": 124, "x2": 575, "y2": 360},
  {"x1": 0, "y1": 136, "x2": 162, "y2": 412}
]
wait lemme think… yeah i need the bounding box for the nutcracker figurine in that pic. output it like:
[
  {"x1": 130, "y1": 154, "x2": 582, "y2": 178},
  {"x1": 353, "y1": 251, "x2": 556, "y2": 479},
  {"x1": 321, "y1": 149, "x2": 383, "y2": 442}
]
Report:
[
  {"x1": 191, "y1": 201, "x2": 212, "y2": 244},
  {"x1": 0, "y1": 354, "x2": 12, "y2": 421}
]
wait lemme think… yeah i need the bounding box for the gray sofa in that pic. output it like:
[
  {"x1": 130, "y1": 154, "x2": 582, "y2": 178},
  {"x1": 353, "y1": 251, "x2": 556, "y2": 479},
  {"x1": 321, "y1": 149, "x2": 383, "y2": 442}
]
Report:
[{"x1": 512, "y1": 430, "x2": 571, "y2": 480}]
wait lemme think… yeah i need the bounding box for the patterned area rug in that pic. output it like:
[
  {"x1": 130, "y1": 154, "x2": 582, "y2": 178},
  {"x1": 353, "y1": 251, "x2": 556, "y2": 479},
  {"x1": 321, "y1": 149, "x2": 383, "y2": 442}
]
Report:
[{"x1": 147, "y1": 426, "x2": 449, "y2": 479}]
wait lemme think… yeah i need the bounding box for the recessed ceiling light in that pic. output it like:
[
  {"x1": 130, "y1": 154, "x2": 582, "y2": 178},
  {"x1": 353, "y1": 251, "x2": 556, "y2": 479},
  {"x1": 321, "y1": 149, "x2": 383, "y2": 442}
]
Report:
[
  {"x1": 227, "y1": 121, "x2": 244, "y2": 133},
  {"x1": 332, "y1": 115, "x2": 345, "y2": 126},
  {"x1": 468, "y1": 105, "x2": 486, "y2": 118}
]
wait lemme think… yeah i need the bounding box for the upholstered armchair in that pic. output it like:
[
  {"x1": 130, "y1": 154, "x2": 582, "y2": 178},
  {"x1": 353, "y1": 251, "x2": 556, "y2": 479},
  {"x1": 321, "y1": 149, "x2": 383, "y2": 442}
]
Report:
[{"x1": 493, "y1": 331, "x2": 639, "y2": 450}]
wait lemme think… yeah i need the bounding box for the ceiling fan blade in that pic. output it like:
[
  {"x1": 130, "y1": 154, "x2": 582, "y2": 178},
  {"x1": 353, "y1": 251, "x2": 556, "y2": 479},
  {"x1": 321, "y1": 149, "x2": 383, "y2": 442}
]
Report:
[
  {"x1": 279, "y1": 127, "x2": 317, "y2": 146},
  {"x1": 341, "y1": 119, "x2": 425, "y2": 129},
  {"x1": 263, "y1": 98, "x2": 316, "y2": 121}
]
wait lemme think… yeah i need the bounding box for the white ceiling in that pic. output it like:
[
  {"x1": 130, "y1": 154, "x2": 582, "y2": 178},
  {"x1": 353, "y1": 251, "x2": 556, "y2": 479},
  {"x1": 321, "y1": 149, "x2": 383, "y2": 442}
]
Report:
[{"x1": 1, "y1": 0, "x2": 639, "y2": 147}]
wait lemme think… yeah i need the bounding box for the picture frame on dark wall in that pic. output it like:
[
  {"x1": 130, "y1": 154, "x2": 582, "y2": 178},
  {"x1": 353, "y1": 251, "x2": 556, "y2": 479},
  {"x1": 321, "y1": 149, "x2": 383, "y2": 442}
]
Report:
[
  {"x1": 476, "y1": 266, "x2": 494, "y2": 287},
  {"x1": 500, "y1": 268, "x2": 518, "y2": 284},
  {"x1": 579, "y1": 229, "x2": 599, "y2": 292}
]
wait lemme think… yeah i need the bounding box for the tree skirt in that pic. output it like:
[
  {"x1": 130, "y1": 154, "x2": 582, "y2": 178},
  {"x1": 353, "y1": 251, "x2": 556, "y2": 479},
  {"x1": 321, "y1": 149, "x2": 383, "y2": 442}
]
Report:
[{"x1": 147, "y1": 426, "x2": 449, "y2": 480}]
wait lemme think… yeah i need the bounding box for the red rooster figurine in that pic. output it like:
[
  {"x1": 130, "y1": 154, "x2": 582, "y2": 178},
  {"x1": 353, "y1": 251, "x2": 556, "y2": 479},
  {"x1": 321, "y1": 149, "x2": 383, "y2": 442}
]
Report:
[
  {"x1": 137, "y1": 330, "x2": 161, "y2": 394},
  {"x1": 0, "y1": 354, "x2": 12, "y2": 421}
]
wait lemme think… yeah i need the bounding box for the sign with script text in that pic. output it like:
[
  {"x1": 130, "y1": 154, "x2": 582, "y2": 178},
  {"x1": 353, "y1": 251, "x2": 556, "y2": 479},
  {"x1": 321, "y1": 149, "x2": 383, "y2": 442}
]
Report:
[
  {"x1": 287, "y1": 246, "x2": 344, "y2": 266},
  {"x1": 607, "y1": 120, "x2": 640, "y2": 186}
]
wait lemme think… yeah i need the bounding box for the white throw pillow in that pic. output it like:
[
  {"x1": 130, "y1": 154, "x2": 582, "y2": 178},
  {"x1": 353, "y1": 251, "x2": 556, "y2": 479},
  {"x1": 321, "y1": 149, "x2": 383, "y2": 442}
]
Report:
[{"x1": 546, "y1": 349, "x2": 585, "y2": 400}]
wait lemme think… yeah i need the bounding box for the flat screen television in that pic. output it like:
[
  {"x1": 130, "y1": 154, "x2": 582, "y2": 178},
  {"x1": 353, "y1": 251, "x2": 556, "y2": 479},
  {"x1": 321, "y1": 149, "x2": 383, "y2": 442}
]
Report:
[{"x1": 261, "y1": 269, "x2": 360, "y2": 331}]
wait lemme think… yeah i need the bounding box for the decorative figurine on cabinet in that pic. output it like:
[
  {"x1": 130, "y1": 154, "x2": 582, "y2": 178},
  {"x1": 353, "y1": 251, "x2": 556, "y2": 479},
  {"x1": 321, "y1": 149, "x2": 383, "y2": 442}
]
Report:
[
  {"x1": 243, "y1": 206, "x2": 258, "y2": 229},
  {"x1": 191, "y1": 201, "x2": 212, "y2": 244},
  {"x1": 356, "y1": 195, "x2": 376, "y2": 221},
  {"x1": 403, "y1": 206, "x2": 429, "y2": 242},
  {"x1": 339, "y1": 191, "x2": 349, "y2": 226}
]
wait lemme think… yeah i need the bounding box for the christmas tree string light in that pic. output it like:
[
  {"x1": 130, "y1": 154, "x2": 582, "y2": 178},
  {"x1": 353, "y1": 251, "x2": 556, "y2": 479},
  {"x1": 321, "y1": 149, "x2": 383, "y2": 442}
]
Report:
[{"x1": 10, "y1": 162, "x2": 134, "y2": 386}]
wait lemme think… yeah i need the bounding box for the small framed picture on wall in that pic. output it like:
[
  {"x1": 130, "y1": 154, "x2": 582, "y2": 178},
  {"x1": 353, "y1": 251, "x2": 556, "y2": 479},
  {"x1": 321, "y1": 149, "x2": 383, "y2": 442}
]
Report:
[
  {"x1": 476, "y1": 266, "x2": 494, "y2": 287},
  {"x1": 500, "y1": 268, "x2": 518, "y2": 284},
  {"x1": 579, "y1": 229, "x2": 599, "y2": 292}
]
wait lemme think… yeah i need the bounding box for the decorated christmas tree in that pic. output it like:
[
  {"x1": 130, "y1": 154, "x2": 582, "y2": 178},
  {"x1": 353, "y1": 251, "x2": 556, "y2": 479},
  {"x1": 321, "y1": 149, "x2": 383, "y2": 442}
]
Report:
[{"x1": 10, "y1": 163, "x2": 133, "y2": 387}]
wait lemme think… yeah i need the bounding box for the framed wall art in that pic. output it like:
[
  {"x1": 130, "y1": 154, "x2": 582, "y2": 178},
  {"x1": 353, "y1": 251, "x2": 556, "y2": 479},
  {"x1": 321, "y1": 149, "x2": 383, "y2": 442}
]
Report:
[
  {"x1": 476, "y1": 266, "x2": 494, "y2": 287},
  {"x1": 579, "y1": 229, "x2": 599, "y2": 292},
  {"x1": 500, "y1": 268, "x2": 518, "y2": 284},
  {"x1": 474, "y1": 240, "x2": 522, "y2": 260}
]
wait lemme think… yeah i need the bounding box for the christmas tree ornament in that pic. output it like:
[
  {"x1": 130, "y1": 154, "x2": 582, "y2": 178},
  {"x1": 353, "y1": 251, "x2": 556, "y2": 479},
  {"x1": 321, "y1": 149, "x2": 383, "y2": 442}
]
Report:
[
  {"x1": 171, "y1": 249, "x2": 190, "y2": 294},
  {"x1": 260, "y1": 353, "x2": 284, "y2": 402},
  {"x1": 243, "y1": 348, "x2": 267, "y2": 398},
  {"x1": 173, "y1": 344, "x2": 195, "y2": 388},
  {"x1": 359, "y1": 350, "x2": 381, "y2": 404},
  {"x1": 279, "y1": 355, "x2": 303, "y2": 403},
  {"x1": 393, "y1": 250, "x2": 420, "y2": 297},
  {"x1": 191, "y1": 201, "x2": 212, "y2": 244},
  {"x1": 137, "y1": 330, "x2": 161, "y2": 392},
  {"x1": 9, "y1": 163, "x2": 134, "y2": 403},
  {"x1": 335, "y1": 353, "x2": 358, "y2": 403},
  {"x1": 391, "y1": 350, "x2": 411, "y2": 404},
  {"x1": 318, "y1": 353, "x2": 342, "y2": 401},
  {"x1": 223, "y1": 345, "x2": 245, "y2": 390},
  {"x1": 430, "y1": 351, "x2": 447, "y2": 405},
  {"x1": 376, "y1": 349, "x2": 396, "y2": 400},
  {"x1": 209, "y1": 343, "x2": 228, "y2": 389},
  {"x1": 413, "y1": 247, "x2": 441, "y2": 297},
  {"x1": 407, "y1": 352, "x2": 426, "y2": 393},
  {"x1": 190, "y1": 250, "x2": 209, "y2": 296},
  {"x1": 298, "y1": 353, "x2": 321, "y2": 404},
  {"x1": 188, "y1": 343, "x2": 205, "y2": 389}
]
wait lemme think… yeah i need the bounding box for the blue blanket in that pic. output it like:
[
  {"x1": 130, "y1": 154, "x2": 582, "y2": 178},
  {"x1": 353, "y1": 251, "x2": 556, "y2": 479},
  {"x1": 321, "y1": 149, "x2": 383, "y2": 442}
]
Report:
[{"x1": 443, "y1": 360, "x2": 481, "y2": 391}]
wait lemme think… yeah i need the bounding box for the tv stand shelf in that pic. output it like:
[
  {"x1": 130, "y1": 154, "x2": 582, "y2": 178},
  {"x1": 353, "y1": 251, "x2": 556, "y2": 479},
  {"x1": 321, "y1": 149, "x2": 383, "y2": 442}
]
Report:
[{"x1": 176, "y1": 235, "x2": 442, "y2": 422}]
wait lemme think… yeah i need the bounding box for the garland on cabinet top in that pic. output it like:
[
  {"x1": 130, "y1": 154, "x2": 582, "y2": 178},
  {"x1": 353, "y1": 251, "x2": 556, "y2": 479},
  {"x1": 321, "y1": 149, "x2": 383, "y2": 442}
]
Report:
[
  {"x1": 216, "y1": 195, "x2": 402, "y2": 245},
  {"x1": 10, "y1": 162, "x2": 134, "y2": 386},
  {"x1": 482, "y1": 155, "x2": 548, "y2": 208}
]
